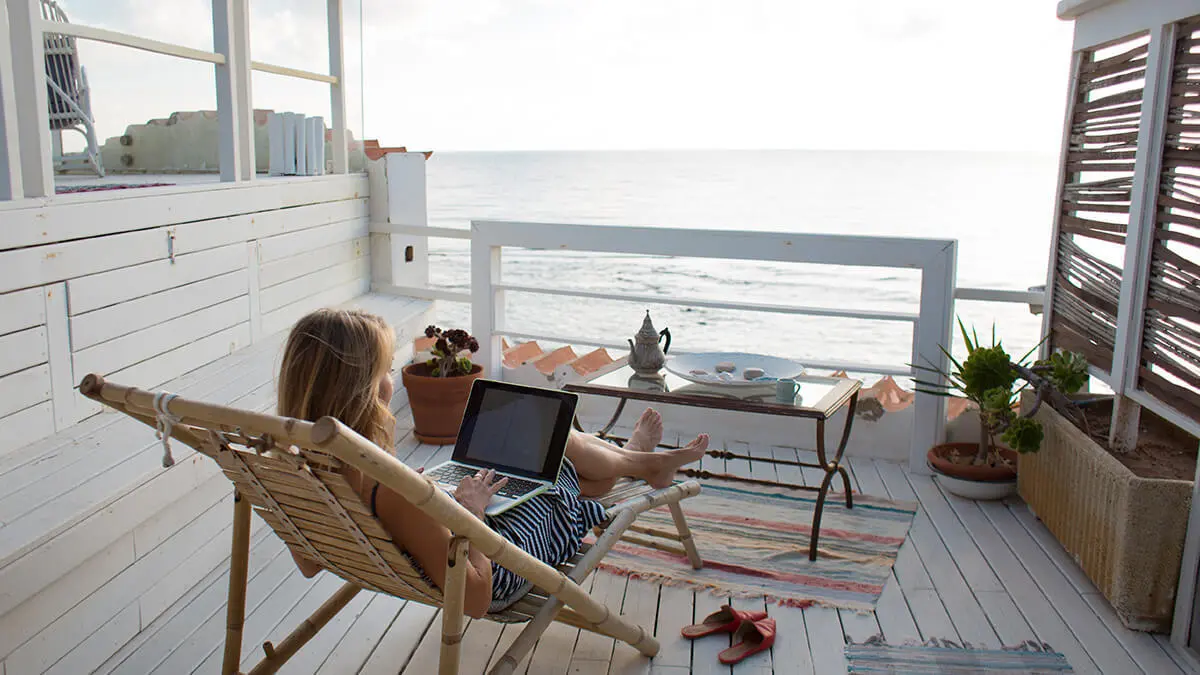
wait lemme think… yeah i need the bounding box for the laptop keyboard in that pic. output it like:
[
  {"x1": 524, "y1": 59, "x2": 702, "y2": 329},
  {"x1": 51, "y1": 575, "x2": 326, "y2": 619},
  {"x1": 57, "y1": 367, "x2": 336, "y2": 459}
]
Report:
[{"x1": 425, "y1": 464, "x2": 544, "y2": 500}]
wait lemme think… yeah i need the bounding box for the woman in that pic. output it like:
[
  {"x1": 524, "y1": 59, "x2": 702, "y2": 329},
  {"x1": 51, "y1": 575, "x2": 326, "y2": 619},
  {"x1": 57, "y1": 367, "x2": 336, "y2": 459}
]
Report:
[{"x1": 277, "y1": 308, "x2": 708, "y2": 617}]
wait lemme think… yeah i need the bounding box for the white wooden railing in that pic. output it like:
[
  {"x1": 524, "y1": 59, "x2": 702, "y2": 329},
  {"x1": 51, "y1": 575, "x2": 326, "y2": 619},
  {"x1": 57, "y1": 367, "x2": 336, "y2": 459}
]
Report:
[
  {"x1": 369, "y1": 196, "x2": 1048, "y2": 472},
  {"x1": 0, "y1": 0, "x2": 351, "y2": 200},
  {"x1": 459, "y1": 220, "x2": 959, "y2": 471}
]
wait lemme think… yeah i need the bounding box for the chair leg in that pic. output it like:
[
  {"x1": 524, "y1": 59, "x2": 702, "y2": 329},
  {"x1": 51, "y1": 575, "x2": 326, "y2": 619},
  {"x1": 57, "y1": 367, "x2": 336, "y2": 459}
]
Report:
[
  {"x1": 247, "y1": 582, "x2": 361, "y2": 675},
  {"x1": 222, "y1": 492, "x2": 253, "y2": 675},
  {"x1": 440, "y1": 537, "x2": 470, "y2": 675},
  {"x1": 667, "y1": 502, "x2": 703, "y2": 569},
  {"x1": 557, "y1": 606, "x2": 660, "y2": 656}
]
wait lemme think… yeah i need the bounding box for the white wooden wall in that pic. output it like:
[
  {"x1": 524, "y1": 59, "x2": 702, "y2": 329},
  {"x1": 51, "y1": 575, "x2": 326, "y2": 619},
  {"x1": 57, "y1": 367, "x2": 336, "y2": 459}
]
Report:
[
  {"x1": 0, "y1": 175, "x2": 370, "y2": 450},
  {"x1": 0, "y1": 170, "x2": 443, "y2": 674}
]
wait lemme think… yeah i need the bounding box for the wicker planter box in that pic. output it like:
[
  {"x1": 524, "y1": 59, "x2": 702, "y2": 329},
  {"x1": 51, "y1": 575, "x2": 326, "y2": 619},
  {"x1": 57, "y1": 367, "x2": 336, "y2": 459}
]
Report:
[{"x1": 1017, "y1": 394, "x2": 1193, "y2": 632}]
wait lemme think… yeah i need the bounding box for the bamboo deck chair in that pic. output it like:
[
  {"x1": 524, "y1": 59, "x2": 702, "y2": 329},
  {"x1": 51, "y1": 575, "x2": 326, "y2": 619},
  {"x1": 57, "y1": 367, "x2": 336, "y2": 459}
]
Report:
[{"x1": 80, "y1": 374, "x2": 704, "y2": 675}]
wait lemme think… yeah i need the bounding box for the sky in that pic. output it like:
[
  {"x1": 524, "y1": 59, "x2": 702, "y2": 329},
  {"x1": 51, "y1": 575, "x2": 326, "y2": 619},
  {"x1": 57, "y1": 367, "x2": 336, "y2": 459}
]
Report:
[{"x1": 66, "y1": 0, "x2": 1075, "y2": 152}]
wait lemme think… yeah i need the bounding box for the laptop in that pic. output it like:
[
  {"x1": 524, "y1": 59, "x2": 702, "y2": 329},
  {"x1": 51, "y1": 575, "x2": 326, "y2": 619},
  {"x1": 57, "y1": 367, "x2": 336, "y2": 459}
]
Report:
[{"x1": 423, "y1": 379, "x2": 578, "y2": 516}]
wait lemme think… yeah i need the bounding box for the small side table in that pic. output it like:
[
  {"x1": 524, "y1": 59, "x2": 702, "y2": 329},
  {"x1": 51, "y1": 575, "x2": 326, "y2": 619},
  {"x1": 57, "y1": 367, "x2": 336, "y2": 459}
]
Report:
[{"x1": 566, "y1": 366, "x2": 862, "y2": 561}]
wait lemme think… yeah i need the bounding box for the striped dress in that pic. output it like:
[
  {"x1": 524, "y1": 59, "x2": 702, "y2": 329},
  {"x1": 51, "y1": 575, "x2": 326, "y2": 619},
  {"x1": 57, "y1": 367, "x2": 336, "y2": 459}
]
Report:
[{"x1": 485, "y1": 458, "x2": 608, "y2": 604}]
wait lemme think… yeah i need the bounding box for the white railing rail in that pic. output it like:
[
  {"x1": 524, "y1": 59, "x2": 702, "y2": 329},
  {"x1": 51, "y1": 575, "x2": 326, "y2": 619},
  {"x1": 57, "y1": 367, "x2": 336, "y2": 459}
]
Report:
[
  {"x1": 371, "y1": 221, "x2": 1048, "y2": 314},
  {"x1": 1, "y1": 0, "x2": 351, "y2": 199},
  {"x1": 467, "y1": 219, "x2": 958, "y2": 471}
]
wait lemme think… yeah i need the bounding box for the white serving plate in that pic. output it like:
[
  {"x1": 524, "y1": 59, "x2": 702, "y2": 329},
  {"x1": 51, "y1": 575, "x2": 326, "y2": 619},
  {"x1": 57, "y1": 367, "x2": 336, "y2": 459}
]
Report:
[{"x1": 665, "y1": 352, "x2": 806, "y2": 387}]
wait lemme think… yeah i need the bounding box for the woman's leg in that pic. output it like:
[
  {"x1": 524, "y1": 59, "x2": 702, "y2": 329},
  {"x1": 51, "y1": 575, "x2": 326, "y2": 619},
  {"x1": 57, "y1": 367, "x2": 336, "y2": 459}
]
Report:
[{"x1": 568, "y1": 409, "x2": 708, "y2": 495}]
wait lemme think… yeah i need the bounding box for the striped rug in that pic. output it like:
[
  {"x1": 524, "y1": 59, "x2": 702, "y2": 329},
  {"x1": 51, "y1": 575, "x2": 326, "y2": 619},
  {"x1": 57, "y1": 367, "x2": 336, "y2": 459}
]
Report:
[
  {"x1": 845, "y1": 640, "x2": 1074, "y2": 673},
  {"x1": 597, "y1": 482, "x2": 917, "y2": 611}
]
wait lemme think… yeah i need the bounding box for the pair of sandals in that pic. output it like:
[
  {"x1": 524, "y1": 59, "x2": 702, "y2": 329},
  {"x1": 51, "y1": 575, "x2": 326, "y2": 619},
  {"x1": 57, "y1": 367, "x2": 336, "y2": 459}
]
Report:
[{"x1": 681, "y1": 604, "x2": 777, "y2": 665}]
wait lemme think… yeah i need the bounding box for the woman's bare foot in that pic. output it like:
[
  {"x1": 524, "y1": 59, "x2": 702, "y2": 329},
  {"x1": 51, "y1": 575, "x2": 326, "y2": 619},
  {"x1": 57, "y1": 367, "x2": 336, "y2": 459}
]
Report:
[
  {"x1": 644, "y1": 434, "x2": 709, "y2": 488},
  {"x1": 625, "y1": 408, "x2": 663, "y2": 452}
]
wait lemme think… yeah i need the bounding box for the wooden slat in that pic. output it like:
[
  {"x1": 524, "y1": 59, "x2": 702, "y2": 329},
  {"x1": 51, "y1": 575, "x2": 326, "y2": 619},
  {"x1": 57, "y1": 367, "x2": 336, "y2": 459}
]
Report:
[
  {"x1": 72, "y1": 297, "x2": 250, "y2": 378},
  {"x1": 67, "y1": 243, "x2": 245, "y2": 317},
  {"x1": 1140, "y1": 24, "x2": 1200, "y2": 426},
  {"x1": 69, "y1": 269, "x2": 248, "y2": 351},
  {"x1": 1139, "y1": 367, "x2": 1200, "y2": 421},
  {"x1": 357, "y1": 601, "x2": 437, "y2": 675},
  {"x1": 0, "y1": 326, "x2": 47, "y2": 378},
  {"x1": 980, "y1": 500, "x2": 1140, "y2": 674},
  {"x1": 0, "y1": 364, "x2": 52, "y2": 419},
  {"x1": 0, "y1": 288, "x2": 46, "y2": 336}
]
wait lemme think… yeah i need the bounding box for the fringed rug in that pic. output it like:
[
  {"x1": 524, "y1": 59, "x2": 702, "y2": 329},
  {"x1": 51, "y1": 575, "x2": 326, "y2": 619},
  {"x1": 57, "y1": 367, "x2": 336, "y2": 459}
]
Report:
[
  {"x1": 845, "y1": 638, "x2": 1073, "y2": 673},
  {"x1": 596, "y1": 482, "x2": 917, "y2": 611}
]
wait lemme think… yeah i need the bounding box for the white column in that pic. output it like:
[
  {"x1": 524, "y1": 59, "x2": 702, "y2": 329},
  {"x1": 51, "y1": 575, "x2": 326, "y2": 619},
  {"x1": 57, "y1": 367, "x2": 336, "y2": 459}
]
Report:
[
  {"x1": 327, "y1": 0, "x2": 348, "y2": 173},
  {"x1": 212, "y1": 0, "x2": 254, "y2": 181},
  {"x1": 1108, "y1": 25, "x2": 1175, "y2": 451},
  {"x1": 7, "y1": 0, "x2": 53, "y2": 197},
  {"x1": 383, "y1": 153, "x2": 428, "y2": 286},
  {"x1": 910, "y1": 241, "x2": 958, "y2": 473},
  {"x1": 0, "y1": 0, "x2": 23, "y2": 200}
]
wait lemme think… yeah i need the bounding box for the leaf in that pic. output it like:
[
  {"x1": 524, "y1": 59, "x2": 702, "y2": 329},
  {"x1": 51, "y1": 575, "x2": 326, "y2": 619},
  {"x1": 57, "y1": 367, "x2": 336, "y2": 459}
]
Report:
[
  {"x1": 938, "y1": 345, "x2": 965, "y2": 373},
  {"x1": 914, "y1": 389, "x2": 956, "y2": 397},
  {"x1": 913, "y1": 379, "x2": 954, "y2": 389},
  {"x1": 957, "y1": 317, "x2": 975, "y2": 353}
]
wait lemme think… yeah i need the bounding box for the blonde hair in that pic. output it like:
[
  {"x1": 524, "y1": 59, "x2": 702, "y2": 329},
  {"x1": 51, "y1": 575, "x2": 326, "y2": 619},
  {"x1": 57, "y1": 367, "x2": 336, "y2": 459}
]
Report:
[{"x1": 278, "y1": 308, "x2": 396, "y2": 450}]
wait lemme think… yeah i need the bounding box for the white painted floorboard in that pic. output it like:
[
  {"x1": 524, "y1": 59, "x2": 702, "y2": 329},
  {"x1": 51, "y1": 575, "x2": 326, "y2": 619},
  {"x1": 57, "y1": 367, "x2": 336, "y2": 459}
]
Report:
[{"x1": 12, "y1": 430, "x2": 1195, "y2": 673}]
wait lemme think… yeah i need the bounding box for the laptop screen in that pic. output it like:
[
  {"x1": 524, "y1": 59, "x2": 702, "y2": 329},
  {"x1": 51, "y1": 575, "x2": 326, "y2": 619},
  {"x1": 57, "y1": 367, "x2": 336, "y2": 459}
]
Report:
[{"x1": 453, "y1": 379, "x2": 578, "y2": 481}]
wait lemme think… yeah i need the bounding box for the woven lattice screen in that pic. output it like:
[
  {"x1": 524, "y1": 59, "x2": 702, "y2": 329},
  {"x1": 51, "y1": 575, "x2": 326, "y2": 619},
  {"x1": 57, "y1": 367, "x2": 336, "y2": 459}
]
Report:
[
  {"x1": 1050, "y1": 34, "x2": 1149, "y2": 372},
  {"x1": 1141, "y1": 18, "x2": 1200, "y2": 423}
]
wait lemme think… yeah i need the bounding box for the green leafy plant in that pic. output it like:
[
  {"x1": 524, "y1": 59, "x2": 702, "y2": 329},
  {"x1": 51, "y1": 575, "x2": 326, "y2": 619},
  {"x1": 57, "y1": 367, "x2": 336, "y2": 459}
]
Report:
[
  {"x1": 423, "y1": 326, "x2": 479, "y2": 378},
  {"x1": 914, "y1": 319, "x2": 1088, "y2": 466}
]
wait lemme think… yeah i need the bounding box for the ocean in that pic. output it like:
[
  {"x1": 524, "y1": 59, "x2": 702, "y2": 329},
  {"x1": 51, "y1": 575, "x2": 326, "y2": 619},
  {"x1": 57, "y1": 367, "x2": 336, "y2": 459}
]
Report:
[{"x1": 423, "y1": 150, "x2": 1058, "y2": 380}]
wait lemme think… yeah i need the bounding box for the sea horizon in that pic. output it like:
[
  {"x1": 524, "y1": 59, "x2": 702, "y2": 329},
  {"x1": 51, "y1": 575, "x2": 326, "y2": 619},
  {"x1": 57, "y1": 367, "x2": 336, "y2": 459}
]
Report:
[{"x1": 423, "y1": 149, "x2": 1056, "y2": 379}]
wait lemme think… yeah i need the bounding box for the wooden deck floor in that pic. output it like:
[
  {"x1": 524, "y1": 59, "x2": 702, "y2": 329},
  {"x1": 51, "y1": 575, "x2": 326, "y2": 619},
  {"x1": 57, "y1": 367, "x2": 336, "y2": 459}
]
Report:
[{"x1": 95, "y1": 413, "x2": 1194, "y2": 675}]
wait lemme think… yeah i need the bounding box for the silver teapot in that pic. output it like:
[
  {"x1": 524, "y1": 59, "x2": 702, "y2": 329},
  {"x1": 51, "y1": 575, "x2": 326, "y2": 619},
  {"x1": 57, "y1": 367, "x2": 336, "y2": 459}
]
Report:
[{"x1": 628, "y1": 310, "x2": 671, "y2": 375}]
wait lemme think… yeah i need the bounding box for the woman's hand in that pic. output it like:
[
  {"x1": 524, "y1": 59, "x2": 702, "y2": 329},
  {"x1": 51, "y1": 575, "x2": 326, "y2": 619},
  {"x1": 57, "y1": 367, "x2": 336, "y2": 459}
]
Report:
[{"x1": 454, "y1": 469, "x2": 508, "y2": 518}]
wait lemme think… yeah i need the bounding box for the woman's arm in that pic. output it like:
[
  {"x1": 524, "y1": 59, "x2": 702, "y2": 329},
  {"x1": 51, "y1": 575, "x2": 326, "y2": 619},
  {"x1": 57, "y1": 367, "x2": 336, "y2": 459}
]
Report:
[{"x1": 373, "y1": 483, "x2": 496, "y2": 618}]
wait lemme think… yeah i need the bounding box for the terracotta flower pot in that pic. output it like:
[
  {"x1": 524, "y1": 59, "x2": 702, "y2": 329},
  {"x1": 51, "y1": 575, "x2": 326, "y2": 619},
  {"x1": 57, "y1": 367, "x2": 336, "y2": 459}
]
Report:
[
  {"x1": 401, "y1": 362, "x2": 484, "y2": 445},
  {"x1": 927, "y1": 442, "x2": 1018, "y2": 500}
]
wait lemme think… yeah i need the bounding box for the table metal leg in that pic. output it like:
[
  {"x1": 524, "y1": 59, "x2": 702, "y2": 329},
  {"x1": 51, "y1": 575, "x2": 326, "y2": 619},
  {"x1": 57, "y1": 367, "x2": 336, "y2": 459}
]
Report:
[
  {"x1": 573, "y1": 397, "x2": 629, "y2": 442},
  {"x1": 808, "y1": 391, "x2": 859, "y2": 560},
  {"x1": 596, "y1": 397, "x2": 627, "y2": 440},
  {"x1": 809, "y1": 465, "x2": 837, "y2": 561},
  {"x1": 832, "y1": 392, "x2": 859, "y2": 509}
]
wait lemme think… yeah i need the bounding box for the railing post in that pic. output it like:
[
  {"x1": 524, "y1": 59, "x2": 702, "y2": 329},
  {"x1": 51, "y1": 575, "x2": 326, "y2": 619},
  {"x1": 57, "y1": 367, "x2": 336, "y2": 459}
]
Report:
[
  {"x1": 0, "y1": 0, "x2": 23, "y2": 200},
  {"x1": 471, "y1": 224, "x2": 504, "y2": 379},
  {"x1": 368, "y1": 152, "x2": 429, "y2": 289},
  {"x1": 212, "y1": 0, "x2": 254, "y2": 182},
  {"x1": 327, "y1": 0, "x2": 348, "y2": 173},
  {"x1": 1109, "y1": 24, "x2": 1174, "y2": 451},
  {"x1": 911, "y1": 240, "x2": 958, "y2": 473},
  {"x1": 7, "y1": 0, "x2": 53, "y2": 198}
]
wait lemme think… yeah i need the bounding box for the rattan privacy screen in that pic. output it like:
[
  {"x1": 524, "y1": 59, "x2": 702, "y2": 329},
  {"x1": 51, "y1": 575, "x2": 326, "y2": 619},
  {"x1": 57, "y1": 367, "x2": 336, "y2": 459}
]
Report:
[
  {"x1": 1142, "y1": 18, "x2": 1200, "y2": 422},
  {"x1": 1050, "y1": 33, "x2": 1149, "y2": 374}
]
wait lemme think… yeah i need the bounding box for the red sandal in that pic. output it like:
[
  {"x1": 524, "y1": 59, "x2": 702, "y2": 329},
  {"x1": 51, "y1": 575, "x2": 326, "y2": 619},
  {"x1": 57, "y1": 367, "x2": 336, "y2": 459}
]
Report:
[
  {"x1": 718, "y1": 617, "x2": 776, "y2": 664},
  {"x1": 680, "y1": 604, "x2": 768, "y2": 639}
]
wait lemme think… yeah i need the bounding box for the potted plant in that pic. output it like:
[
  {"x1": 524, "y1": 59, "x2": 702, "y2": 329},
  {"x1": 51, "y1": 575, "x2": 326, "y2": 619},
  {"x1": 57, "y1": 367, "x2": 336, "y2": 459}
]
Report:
[
  {"x1": 1018, "y1": 376, "x2": 1197, "y2": 632},
  {"x1": 401, "y1": 325, "x2": 484, "y2": 444},
  {"x1": 915, "y1": 320, "x2": 1088, "y2": 500}
]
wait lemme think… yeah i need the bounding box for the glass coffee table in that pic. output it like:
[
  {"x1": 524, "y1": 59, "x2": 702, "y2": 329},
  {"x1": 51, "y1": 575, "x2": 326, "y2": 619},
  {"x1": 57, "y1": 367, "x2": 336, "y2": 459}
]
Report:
[{"x1": 565, "y1": 365, "x2": 862, "y2": 561}]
